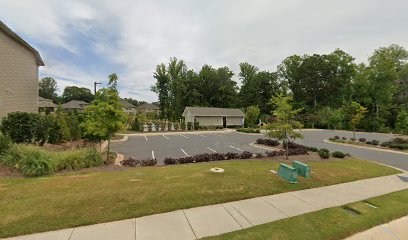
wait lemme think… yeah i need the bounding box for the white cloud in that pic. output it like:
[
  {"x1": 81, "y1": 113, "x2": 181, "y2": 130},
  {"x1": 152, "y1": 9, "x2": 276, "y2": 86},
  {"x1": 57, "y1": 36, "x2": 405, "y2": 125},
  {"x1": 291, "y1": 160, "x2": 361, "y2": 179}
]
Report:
[{"x1": 1, "y1": 0, "x2": 407, "y2": 101}]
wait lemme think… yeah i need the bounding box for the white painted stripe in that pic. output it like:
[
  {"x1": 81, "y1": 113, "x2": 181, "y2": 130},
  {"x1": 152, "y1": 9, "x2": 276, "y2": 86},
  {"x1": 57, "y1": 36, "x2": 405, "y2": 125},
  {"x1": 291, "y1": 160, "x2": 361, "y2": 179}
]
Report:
[
  {"x1": 151, "y1": 151, "x2": 155, "y2": 160},
  {"x1": 144, "y1": 136, "x2": 148, "y2": 141},
  {"x1": 180, "y1": 134, "x2": 190, "y2": 139},
  {"x1": 230, "y1": 146, "x2": 244, "y2": 152},
  {"x1": 180, "y1": 148, "x2": 190, "y2": 157},
  {"x1": 162, "y1": 134, "x2": 170, "y2": 140},
  {"x1": 207, "y1": 147, "x2": 217, "y2": 153}
]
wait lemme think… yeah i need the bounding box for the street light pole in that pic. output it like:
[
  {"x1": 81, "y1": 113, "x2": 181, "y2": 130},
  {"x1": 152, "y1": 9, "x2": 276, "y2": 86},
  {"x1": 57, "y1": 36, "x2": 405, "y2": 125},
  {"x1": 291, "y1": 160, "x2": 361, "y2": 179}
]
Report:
[{"x1": 94, "y1": 82, "x2": 102, "y2": 95}]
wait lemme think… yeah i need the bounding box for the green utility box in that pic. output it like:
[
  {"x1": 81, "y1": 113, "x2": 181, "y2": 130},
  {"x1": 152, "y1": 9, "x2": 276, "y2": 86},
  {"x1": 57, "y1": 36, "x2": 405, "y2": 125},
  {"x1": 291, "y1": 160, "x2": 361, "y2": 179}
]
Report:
[
  {"x1": 293, "y1": 160, "x2": 311, "y2": 178},
  {"x1": 278, "y1": 163, "x2": 298, "y2": 184}
]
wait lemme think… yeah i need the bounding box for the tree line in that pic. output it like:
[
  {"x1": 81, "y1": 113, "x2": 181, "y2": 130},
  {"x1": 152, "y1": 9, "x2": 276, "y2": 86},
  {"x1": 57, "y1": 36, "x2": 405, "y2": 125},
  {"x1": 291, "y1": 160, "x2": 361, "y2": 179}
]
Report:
[{"x1": 152, "y1": 44, "x2": 408, "y2": 133}]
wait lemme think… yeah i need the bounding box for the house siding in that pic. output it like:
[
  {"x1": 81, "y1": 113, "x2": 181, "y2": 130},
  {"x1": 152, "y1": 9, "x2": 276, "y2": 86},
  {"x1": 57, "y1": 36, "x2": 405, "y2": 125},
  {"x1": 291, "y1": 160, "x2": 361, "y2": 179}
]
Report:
[
  {"x1": 0, "y1": 29, "x2": 39, "y2": 118},
  {"x1": 227, "y1": 116, "x2": 244, "y2": 126},
  {"x1": 195, "y1": 116, "x2": 223, "y2": 126}
]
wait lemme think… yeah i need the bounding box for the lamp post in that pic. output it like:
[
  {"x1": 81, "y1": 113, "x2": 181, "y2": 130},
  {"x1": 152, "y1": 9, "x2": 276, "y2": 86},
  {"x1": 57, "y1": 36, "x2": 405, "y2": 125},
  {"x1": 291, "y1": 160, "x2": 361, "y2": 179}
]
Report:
[{"x1": 94, "y1": 82, "x2": 102, "y2": 95}]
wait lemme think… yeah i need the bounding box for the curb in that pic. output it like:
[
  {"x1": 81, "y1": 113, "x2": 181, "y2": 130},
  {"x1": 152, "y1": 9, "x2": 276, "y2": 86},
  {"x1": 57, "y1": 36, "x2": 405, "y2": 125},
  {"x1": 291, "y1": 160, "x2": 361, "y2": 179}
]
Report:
[{"x1": 117, "y1": 129, "x2": 234, "y2": 137}]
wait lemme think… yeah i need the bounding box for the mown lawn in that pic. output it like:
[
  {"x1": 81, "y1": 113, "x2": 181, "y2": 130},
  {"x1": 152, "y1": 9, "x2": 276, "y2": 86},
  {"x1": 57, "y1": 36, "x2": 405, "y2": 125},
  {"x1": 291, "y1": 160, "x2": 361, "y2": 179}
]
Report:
[
  {"x1": 205, "y1": 189, "x2": 408, "y2": 240},
  {"x1": 0, "y1": 157, "x2": 400, "y2": 238}
]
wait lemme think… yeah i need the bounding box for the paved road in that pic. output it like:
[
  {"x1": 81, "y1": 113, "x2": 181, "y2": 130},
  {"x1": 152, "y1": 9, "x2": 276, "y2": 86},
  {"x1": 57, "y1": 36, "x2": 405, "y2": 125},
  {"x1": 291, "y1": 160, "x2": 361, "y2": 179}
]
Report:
[
  {"x1": 295, "y1": 129, "x2": 408, "y2": 171},
  {"x1": 112, "y1": 129, "x2": 408, "y2": 170}
]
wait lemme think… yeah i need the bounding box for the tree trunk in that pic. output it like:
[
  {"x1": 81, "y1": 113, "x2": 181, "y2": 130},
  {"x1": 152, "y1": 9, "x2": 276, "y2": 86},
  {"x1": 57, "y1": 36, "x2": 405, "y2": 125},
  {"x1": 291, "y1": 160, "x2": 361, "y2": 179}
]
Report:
[{"x1": 106, "y1": 139, "x2": 111, "y2": 164}]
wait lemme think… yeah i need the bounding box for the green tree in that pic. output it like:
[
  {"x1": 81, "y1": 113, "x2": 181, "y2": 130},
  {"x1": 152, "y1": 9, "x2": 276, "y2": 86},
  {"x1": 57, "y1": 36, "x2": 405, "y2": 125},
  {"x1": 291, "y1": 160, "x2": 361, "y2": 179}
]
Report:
[
  {"x1": 81, "y1": 74, "x2": 128, "y2": 162},
  {"x1": 238, "y1": 62, "x2": 259, "y2": 108},
  {"x1": 350, "y1": 101, "x2": 368, "y2": 138},
  {"x1": 62, "y1": 86, "x2": 94, "y2": 103},
  {"x1": 39, "y1": 77, "x2": 58, "y2": 101},
  {"x1": 396, "y1": 110, "x2": 408, "y2": 134},
  {"x1": 67, "y1": 113, "x2": 81, "y2": 140},
  {"x1": 56, "y1": 111, "x2": 71, "y2": 142},
  {"x1": 267, "y1": 94, "x2": 303, "y2": 160},
  {"x1": 245, "y1": 106, "x2": 260, "y2": 128}
]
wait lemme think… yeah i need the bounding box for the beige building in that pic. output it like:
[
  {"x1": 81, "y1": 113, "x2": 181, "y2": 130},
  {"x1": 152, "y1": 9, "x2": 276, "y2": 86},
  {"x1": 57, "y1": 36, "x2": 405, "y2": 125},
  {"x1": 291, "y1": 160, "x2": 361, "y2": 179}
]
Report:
[
  {"x1": 182, "y1": 107, "x2": 244, "y2": 127},
  {"x1": 38, "y1": 97, "x2": 57, "y2": 113},
  {"x1": 61, "y1": 100, "x2": 89, "y2": 112},
  {"x1": 0, "y1": 20, "x2": 44, "y2": 119},
  {"x1": 120, "y1": 99, "x2": 137, "y2": 114},
  {"x1": 136, "y1": 103, "x2": 160, "y2": 114}
]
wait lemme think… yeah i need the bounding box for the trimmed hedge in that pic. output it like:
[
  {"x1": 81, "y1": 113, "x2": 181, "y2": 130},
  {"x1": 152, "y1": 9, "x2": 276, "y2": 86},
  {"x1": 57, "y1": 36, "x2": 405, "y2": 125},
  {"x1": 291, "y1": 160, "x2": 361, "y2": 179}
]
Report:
[
  {"x1": 237, "y1": 128, "x2": 260, "y2": 133},
  {"x1": 318, "y1": 148, "x2": 330, "y2": 159},
  {"x1": 331, "y1": 151, "x2": 346, "y2": 158}
]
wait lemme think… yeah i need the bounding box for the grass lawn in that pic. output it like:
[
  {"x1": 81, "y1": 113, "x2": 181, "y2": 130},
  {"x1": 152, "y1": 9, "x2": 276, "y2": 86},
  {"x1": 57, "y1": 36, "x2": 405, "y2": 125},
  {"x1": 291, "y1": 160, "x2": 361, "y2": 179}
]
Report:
[
  {"x1": 0, "y1": 157, "x2": 401, "y2": 238},
  {"x1": 204, "y1": 189, "x2": 408, "y2": 240}
]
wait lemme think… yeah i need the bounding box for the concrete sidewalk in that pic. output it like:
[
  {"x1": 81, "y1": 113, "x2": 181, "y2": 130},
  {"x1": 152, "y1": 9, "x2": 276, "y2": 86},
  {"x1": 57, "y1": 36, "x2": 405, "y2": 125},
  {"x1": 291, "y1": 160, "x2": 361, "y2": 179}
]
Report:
[
  {"x1": 3, "y1": 173, "x2": 408, "y2": 240},
  {"x1": 345, "y1": 215, "x2": 408, "y2": 240}
]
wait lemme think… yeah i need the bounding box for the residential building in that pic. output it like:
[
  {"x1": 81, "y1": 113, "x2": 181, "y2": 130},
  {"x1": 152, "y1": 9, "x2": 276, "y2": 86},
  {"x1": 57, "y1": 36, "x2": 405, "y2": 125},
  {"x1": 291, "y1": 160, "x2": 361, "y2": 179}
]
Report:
[
  {"x1": 120, "y1": 99, "x2": 137, "y2": 114},
  {"x1": 38, "y1": 97, "x2": 57, "y2": 113},
  {"x1": 182, "y1": 107, "x2": 244, "y2": 127},
  {"x1": 136, "y1": 103, "x2": 160, "y2": 114},
  {"x1": 0, "y1": 20, "x2": 44, "y2": 118},
  {"x1": 61, "y1": 100, "x2": 89, "y2": 112}
]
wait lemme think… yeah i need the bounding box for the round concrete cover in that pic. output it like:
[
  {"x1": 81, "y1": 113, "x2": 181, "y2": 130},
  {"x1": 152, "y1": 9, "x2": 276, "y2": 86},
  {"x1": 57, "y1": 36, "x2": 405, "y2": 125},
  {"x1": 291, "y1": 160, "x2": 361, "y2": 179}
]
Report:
[{"x1": 210, "y1": 167, "x2": 225, "y2": 173}]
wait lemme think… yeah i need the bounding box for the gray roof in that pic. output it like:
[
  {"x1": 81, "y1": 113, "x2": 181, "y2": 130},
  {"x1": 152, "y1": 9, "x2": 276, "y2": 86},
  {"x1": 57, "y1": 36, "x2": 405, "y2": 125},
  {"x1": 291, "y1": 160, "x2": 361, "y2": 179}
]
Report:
[
  {"x1": 136, "y1": 103, "x2": 159, "y2": 110},
  {"x1": 183, "y1": 107, "x2": 244, "y2": 117},
  {"x1": 61, "y1": 100, "x2": 89, "y2": 109},
  {"x1": 0, "y1": 20, "x2": 44, "y2": 66},
  {"x1": 120, "y1": 99, "x2": 136, "y2": 108}
]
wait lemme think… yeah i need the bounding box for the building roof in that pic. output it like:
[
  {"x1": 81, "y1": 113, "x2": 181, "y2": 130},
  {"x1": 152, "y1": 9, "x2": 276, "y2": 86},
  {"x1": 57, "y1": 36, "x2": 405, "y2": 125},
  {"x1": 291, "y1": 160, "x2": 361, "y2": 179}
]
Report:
[
  {"x1": 0, "y1": 20, "x2": 44, "y2": 66},
  {"x1": 38, "y1": 97, "x2": 57, "y2": 107},
  {"x1": 61, "y1": 100, "x2": 89, "y2": 109},
  {"x1": 136, "y1": 103, "x2": 160, "y2": 110},
  {"x1": 183, "y1": 107, "x2": 244, "y2": 117},
  {"x1": 120, "y1": 99, "x2": 136, "y2": 108}
]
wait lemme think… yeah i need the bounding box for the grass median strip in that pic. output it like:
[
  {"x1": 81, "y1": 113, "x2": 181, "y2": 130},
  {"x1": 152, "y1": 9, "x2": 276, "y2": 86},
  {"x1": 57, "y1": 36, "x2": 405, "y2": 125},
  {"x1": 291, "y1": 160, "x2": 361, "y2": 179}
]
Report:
[
  {"x1": 204, "y1": 189, "x2": 408, "y2": 240},
  {"x1": 0, "y1": 157, "x2": 401, "y2": 238}
]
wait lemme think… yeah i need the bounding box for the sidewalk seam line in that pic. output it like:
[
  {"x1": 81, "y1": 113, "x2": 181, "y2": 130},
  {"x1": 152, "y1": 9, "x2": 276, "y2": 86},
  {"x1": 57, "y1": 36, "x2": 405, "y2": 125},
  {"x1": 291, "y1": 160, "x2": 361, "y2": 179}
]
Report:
[
  {"x1": 289, "y1": 192, "x2": 320, "y2": 209},
  {"x1": 67, "y1": 228, "x2": 75, "y2": 240},
  {"x1": 231, "y1": 204, "x2": 254, "y2": 226},
  {"x1": 182, "y1": 210, "x2": 198, "y2": 239},
  {"x1": 221, "y1": 204, "x2": 244, "y2": 229},
  {"x1": 260, "y1": 198, "x2": 290, "y2": 217}
]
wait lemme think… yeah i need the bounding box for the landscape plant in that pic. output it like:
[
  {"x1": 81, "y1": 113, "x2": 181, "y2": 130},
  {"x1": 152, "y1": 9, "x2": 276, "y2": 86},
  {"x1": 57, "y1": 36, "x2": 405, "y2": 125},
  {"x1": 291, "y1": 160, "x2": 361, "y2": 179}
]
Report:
[
  {"x1": 245, "y1": 106, "x2": 260, "y2": 128},
  {"x1": 81, "y1": 73, "x2": 128, "y2": 161},
  {"x1": 266, "y1": 93, "x2": 303, "y2": 160}
]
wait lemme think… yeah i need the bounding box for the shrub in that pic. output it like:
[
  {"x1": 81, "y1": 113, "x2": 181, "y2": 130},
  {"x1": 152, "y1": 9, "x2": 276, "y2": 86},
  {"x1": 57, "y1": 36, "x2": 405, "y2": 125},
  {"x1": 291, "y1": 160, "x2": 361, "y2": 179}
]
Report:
[
  {"x1": 318, "y1": 149, "x2": 330, "y2": 159},
  {"x1": 167, "y1": 122, "x2": 172, "y2": 131},
  {"x1": 187, "y1": 122, "x2": 193, "y2": 130},
  {"x1": 0, "y1": 133, "x2": 11, "y2": 156},
  {"x1": 319, "y1": 148, "x2": 329, "y2": 153},
  {"x1": 140, "y1": 158, "x2": 157, "y2": 166},
  {"x1": 255, "y1": 153, "x2": 264, "y2": 158},
  {"x1": 131, "y1": 117, "x2": 141, "y2": 131},
  {"x1": 331, "y1": 151, "x2": 346, "y2": 158},
  {"x1": 57, "y1": 112, "x2": 71, "y2": 142},
  {"x1": 147, "y1": 123, "x2": 152, "y2": 132},
  {"x1": 160, "y1": 121, "x2": 166, "y2": 131},
  {"x1": 288, "y1": 148, "x2": 308, "y2": 155},
  {"x1": 121, "y1": 158, "x2": 141, "y2": 167},
  {"x1": 390, "y1": 138, "x2": 408, "y2": 144},
  {"x1": 67, "y1": 113, "x2": 81, "y2": 140},
  {"x1": 359, "y1": 138, "x2": 366, "y2": 142},
  {"x1": 225, "y1": 152, "x2": 239, "y2": 160},
  {"x1": 164, "y1": 157, "x2": 178, "y2": 165},
  {"x1": 239, "y1": 151, "x2": 253, "y2": 159},
  {"x1": 350, "y1": 138, "x2": 356, "y2": 141},
  {"x1": 237, "y1": 128, "x2": 260, "y2": 133},
  {"x1": 256, "y1": 138, "x2": 279, "y2": 146},
  {"x1": 265, "y1": 151, "x2": 285, "y2": 157},
  {"x1": 283, "y1": 142, "x2": 306, "y2": 149},
  {"x1": 366, "y1": 141, "x2": 372, "y2": 145},
  {"x1": 380, "y1": 141, "x2": 390, "y2": 147},
  {"x1": 194, "y1": 121, "x2": 199, "y2": 130},
  {"x1": 305, "y1": 146, "x2": 318, "y2": 152},
  {"x1": 181, "y1": 121, "x2": 186, "y2": 130},
  {"x1": 371, "y1": 140, "x2": 379, "y2": 145},
  {"x1": 1, "y1": 112, "x2": 39, "y2": 143},
  {"x1": 174, "y1": 122, "x2": 180, "y2": 131},
  {"x1": 341, "y1": 137, "x2": 347, "y2": 140},
  {"x1": 389, "y1": 143, "x2": 408, "y2": 150},
  {"x1": 334, "y1": 136, "x2": 340, "y2": 140},
  {"x1": 54, "y1": 148, "x2": 102, "y2": 171}
]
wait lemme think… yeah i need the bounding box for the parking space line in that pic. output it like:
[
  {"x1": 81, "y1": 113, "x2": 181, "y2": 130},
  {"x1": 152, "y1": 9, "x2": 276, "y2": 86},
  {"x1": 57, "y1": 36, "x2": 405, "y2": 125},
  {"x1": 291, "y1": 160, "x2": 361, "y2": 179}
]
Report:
[
  {"x1": 207, "y1": 147, "x2": 217, "y2": 153},
  {"x1": 144, "y1": 136, "x2": 148, "y2": 141},
  {"x1": 230, "y1": 146, "x2": 244, "y2": 152},
  {"x1": 181, "y1": 148, "x2": 190, "y2": 157},
  {"x1": 180, "y1": 134, "x2": 190, "y2": 139},
  {"x1": 152, "y1": 151, "x2": 155, "y2": 159},
  {"x1": 162, "y1": 134, "x2": 170, "y2": 140}
]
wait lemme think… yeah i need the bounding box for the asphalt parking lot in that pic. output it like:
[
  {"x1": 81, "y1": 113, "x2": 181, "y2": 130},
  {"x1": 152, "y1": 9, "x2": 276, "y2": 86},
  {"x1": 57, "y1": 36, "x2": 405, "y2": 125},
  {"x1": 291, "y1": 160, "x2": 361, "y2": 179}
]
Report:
[
  {"x1": 111, "y1": 129, "x2": 408, "y2": 170},
  {"x1": 111, "y1": 131, "x2": 270, "y2": 165}
]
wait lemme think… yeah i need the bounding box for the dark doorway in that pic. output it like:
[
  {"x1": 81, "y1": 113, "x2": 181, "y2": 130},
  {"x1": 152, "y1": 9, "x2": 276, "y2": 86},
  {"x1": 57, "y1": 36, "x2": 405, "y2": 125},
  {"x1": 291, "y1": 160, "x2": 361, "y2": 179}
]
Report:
[{"x1": 223, "y1": 117, "x2": 227, "y2": 128}]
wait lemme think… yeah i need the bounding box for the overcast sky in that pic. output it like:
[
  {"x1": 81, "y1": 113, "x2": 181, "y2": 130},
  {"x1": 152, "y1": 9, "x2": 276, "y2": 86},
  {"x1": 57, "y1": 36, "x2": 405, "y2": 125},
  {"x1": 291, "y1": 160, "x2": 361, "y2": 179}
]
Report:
[{"x1": 1, "y1": 0, "x2": 407, "y2": 102}]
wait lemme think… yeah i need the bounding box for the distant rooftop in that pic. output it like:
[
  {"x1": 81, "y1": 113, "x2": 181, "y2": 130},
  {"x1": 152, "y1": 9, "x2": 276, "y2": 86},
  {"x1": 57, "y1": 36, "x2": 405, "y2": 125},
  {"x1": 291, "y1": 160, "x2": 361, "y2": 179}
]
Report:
[
  {"x1": 61, "y1": 100, "x2": 89, "y2": 109},
  {"x1": 183, "y1": 107, "x2": 244, "y2": 117},
  {"x1": 136, "y1": 103, "x2": 159, "y2": 110},
  {"x1": 120, "y1": 99, "x2": 136, "y2": 108}
]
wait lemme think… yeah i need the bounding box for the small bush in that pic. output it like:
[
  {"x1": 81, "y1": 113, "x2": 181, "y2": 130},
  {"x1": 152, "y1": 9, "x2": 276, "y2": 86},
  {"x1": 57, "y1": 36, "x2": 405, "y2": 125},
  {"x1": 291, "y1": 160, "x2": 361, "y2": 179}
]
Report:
[
  {"x1": 140, "y1": 158, "x2": 157, "y2": 166},
  {"x1": 194, "y1": 121, "x2": 199, "y2": 130},
  {"x1": 380, "y1": 141, "x2": 390, "y2": 147},
  {"x1": 305, "y1": 146, "x2": 318, "y2": 152},
  {"x1": 366, "y1": 141, "x2": 372, "y2": 145},
  {"x1": 318, "y1": 149, "x2": 330, "y2": 159},
  {"x1": 359, "y1": 138, "x2": 366, "y2": 142},
  {"x1": 390, "y1": 138, "x2": 408, "y2": 144},
  {"x1": 256, "y1": 138, "x2": 279, "y2": 146},
  {"x1": 341, "y1": 137, "x2": 347, "y2": 140},
  {"x1": 131, "y1": 117, "x2": 140, "y2": 131},
  {"x1": 283, "y1": 142, "x2": 306, "y2": 149},
  {"x1": 331, "y1": 151, "x2": 346, "y2": 158},
  {"x1": 334, "y1": 136, "x2": 340, "y2": 140},
  {"x1": 350, "y1": 138, "x2": 356, "y2": 141},
  {"x1": 121, "y1": 158, "x2": 141, "y2": 167},
  {"x1": 389, "y1": 143, "x2": 408, "y2": 150},
  {"x1": 164, "y1": 157, "x2": 178, "y2": 165},
  {"x1": 319, "y1": 148, "x2": 329, "y2": 153},
  {"x1": 288, "y1": 148, "x2": 308, "y2": 155},
  {"x1": 237, "y1": 128, "x2": 260, "y2": 134},
  {"x1": 239, "y1": 151, "x2": 253, "y2": 159},
  {"x1": 0, "y1": 133, "x2": 11, "y2": 156},
  {"x1": 255, "y1": 153, "x2": 264, "y2": 158},
  {"x1": 225, "y1": 152, "x2": 239, "y2": 160},
  {"x1": 371, "y1": 140, "x2": 379, "y2": 145},
  {"x1": 54, "y1": 148, "x2": 102, "y2": 171},
  {"x1": 187, "y1": 122, "x2": 193, "y2": 130},
  {"x1": 265, "y1": 151, "x2": 285, "y2": 157}
]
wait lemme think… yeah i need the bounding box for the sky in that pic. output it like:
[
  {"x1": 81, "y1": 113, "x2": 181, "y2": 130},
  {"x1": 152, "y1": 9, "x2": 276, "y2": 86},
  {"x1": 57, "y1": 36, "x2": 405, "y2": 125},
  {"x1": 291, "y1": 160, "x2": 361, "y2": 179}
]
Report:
[{"x1": 1, "y1": 0, "x2": 407, "y2": 102}]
